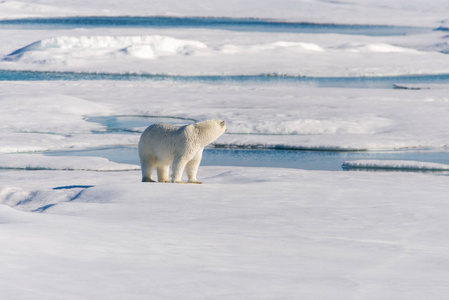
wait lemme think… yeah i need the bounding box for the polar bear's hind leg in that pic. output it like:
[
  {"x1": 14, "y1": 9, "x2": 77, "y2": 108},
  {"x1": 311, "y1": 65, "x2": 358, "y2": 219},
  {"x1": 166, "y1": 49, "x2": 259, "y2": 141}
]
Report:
[
  {"x1": 141, "y1": 158, "x2": 157, "y2": 182},
  {"x1": 157, "y1": 165, "x2": 171, "y2": 183}
]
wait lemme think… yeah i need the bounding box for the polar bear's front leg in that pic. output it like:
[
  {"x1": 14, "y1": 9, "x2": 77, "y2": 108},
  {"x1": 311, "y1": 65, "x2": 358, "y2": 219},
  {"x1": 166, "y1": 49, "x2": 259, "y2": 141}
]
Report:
[
  {"x1": 171, "y1": 155, "x2": 188, "y2": 183},
  {"x1": 186, "y1": 149, "x2": 203, "y2": 184}
]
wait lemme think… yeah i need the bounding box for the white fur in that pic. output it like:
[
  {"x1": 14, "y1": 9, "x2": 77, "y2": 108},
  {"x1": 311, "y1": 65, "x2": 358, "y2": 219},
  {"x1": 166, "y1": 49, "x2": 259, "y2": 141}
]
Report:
[{"x1": 138, "y1": 119, "x2": 227, "y2": 183}]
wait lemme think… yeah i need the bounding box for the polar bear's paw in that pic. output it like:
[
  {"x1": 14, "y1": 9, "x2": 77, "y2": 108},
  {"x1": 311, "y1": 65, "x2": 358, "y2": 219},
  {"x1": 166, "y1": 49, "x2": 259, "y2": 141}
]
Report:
[
  {"x1": 158, "y1": 180, "x2": 171, "y2": 183},
  {"x1": 188, "y1": 180, "x2": 203, "y2": 184},
  {"x1": 173, "y1": 180, "x2": 188, "y2": 184},
  {"x1": 142, "y1": 177, "x2": 156, "y2": 182}
]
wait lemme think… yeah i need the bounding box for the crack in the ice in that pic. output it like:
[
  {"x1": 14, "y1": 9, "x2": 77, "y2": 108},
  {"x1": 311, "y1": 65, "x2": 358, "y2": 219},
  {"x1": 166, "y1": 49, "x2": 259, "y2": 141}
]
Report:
[
  {"x1": 52, "y1": 185, "x2": 94, "y2": 190},
  {"x1": 29, "y1": 185, "x2": 94, "y2": 213},
  {"x1": 15, "y1": 191, "x2": 38, "y2": 206},
  {"x1": 32, "y1": 203, "x2": 56, "y2": 213}
]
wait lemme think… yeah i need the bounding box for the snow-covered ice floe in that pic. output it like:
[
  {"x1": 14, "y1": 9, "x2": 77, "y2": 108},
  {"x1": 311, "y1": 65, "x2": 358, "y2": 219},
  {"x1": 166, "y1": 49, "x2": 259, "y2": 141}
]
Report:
[
  {"x1": 342, "y1": 160, "x2": 449, "y2": 172},
  {"x1": 1, "y1": 81, "x2": 449, "y2": 152},
  {"x1": 3, "y1": 32, "x2": 449, "y2": 76}
]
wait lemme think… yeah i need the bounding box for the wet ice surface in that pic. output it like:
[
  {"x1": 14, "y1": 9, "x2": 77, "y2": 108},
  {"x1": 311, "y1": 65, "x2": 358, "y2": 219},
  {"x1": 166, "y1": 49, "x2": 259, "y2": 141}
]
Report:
[
  {"x1": 44, "y1": 114, "x2": 444, "y2": 172},
  {"x1": 4, "y1": 110, "x2": 449, "y2": 172},
  {"x1": 43, "y1": 146, "x2": 449, "y2": 172}
]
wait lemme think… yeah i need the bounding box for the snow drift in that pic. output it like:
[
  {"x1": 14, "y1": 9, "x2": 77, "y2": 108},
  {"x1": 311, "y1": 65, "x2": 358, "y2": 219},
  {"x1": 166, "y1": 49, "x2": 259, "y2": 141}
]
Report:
[
  {"x1": 4, "y1": 35, "x2": 207, "y2": 63},
  {"x1": 334, "y1": 43, "x2": 419, "y2": 53}
]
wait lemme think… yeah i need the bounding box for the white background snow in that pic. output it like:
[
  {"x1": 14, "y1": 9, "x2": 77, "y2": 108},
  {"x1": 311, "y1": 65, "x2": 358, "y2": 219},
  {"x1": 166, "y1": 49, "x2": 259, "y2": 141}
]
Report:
[{"x1": 1, "y1": 1, "x2": 449, "y2": 299}]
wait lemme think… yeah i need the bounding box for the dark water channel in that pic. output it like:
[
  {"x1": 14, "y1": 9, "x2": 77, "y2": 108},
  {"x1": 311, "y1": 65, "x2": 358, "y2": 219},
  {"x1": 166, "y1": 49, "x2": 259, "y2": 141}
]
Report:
[
  {"x1": 0, "y1": 16, "x2": 431, "y2": 36},
  {"x1": 2, "y1": 70, "x2": 449, "y2": 88}
]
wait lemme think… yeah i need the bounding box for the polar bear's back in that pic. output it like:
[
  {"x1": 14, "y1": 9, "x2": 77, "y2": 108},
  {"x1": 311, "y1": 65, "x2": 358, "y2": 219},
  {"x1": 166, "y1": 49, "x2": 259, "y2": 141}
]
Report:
[
  {"x1": 139, "y1": 123, "x2": 185, "y2": 163},
  {"x1": 144, "y1": 122, "x2": 181, "y2": 135}
]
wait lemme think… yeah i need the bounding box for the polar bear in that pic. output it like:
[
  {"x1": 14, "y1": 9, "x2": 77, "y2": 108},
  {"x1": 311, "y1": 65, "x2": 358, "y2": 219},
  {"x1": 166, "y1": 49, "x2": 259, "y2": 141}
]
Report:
[{"x1": 138, "y1": 119, "x2": 227, "y2": 184}]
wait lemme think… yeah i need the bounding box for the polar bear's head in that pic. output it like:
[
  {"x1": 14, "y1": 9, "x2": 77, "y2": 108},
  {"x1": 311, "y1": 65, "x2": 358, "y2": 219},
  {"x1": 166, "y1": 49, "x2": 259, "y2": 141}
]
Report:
[
  {"x1": 193, "y1": 119, "x2": 227, "y2": 146},
  {"x1": 219, "y1": 120, "x2": 227, "y2": 132}
]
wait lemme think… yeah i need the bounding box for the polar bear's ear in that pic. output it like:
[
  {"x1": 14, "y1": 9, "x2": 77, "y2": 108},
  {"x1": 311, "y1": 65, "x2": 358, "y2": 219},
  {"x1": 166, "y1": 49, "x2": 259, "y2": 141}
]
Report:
[{"x1": 220, "y1": 120, "x2": 226, "y2": 127}]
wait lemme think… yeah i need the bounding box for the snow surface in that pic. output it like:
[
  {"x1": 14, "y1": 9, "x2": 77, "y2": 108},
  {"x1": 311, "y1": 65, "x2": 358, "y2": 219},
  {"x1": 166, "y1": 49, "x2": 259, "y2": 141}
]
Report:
[
  {"x1": 2, "y1": 1, "x2": 449, "y2": 299},
  {"x1": 2, "y1": 167, "x2": 449, "y2": 299}
]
